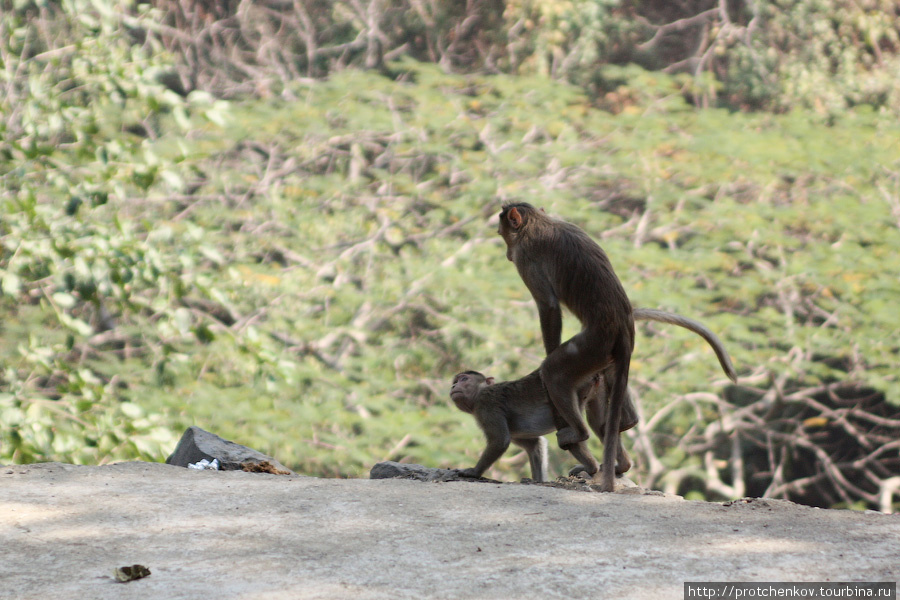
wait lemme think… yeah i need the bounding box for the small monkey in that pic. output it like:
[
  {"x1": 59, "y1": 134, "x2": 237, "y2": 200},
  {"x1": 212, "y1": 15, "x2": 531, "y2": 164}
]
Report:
[
  {"x1": 449, "y1": 369, "x2": 601, "y2": 483},
  {"x1": 451, "y1": 309, "x2": 737, "y2": 482},
  {"x1": 450, "y1": 370, "x2": 555, "y2": 482},
  {"x1": 498, "y1": 202, "x2": 636, "y2": 492}
]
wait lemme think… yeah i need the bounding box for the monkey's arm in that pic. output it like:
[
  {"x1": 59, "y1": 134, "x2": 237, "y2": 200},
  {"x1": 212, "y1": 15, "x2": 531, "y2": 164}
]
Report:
[
  {"x1": 458, "y1": 413, "x2": 511, "y2": 479},
  {"x1": 537, "y1": 300, "x2": 563, "y2": 355}
]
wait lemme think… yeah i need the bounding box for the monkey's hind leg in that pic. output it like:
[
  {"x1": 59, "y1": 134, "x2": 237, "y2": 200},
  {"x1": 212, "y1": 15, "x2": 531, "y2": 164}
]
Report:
[
  {"x1": 584, "y1": 377, "x2": 637, "y2": 476},
  {"x1": 565, "y1": 441, "x2": 601, "y2": 479},
  {"x1": 513, "y1": 436, "x2": 549, "y2": 482},
  {"x1": 540, "y1": 333, "x2": 606, "y2": 450},
  {"x1": 598, "y1": 351, "x2": 631, "y2": 492}
]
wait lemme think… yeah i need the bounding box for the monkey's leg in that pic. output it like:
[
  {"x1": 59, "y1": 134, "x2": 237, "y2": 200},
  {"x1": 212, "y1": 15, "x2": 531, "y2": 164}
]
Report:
[
  {"x1": 540, "y1": 332, "x2": 611, "y2": 449},
  {"x1": 585, "y1": 366, "x2": 638, "y2": 432},
  {"x1": 615, "y1": 386, "x2": 638, "y2": 475},
  {"x1": 584, "y1": 419, "x2": 630, "y2": 476},
  {"x1": 620, "y1": 385, "x2": 639, "y2": 432},
  {"x1": 513, "y1": 436, "x2": 548, "y2": 482},
  {"x1": 565, "y1": 441, "x2": 600, "y2": 478},
  {"x1": 598, "y1": 341, "x2": 632, "y2": 492},
  {"x1": 583, "y1": 378, "x2": 637, "y2": 476}
]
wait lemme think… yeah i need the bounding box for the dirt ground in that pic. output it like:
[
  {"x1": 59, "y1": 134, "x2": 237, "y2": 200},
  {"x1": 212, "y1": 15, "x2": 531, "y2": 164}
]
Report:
[{"x1": 2, "y1": 461, "x2": 898, "y2": 599}]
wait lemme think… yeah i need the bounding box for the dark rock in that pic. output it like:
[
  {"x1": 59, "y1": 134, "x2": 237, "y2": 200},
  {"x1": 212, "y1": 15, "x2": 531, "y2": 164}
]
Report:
[
  {"x1": 370, "y1": 461, "x2": 644, "y2": 492},
  {"x1": 166, "y1": 426, "x2": 294, "y2": 475},
  {"x1": 370, "y1": 461, "x2": 498, "y2": 483}
]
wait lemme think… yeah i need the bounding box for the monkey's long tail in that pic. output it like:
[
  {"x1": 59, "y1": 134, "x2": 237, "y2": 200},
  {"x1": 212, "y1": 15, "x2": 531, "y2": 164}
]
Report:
[{"x1": 633, "y1": 308, "x2": 737, "y2": 383}]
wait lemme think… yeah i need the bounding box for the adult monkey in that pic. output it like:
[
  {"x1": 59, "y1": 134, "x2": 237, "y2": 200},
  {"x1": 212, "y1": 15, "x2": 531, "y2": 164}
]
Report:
[
  {"x1": 498, "y1": 202, "x2": 635, "y2": 492},
  {"x1": 451, "y1": 309, "x2": 737, "y2": 482}
]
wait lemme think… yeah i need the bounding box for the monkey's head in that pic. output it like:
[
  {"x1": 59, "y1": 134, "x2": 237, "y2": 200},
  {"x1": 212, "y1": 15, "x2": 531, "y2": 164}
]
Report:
[
  {"x1": 498, "y1": 202, "x2": 539, "y2": 261},
  {"x1": 450, "y1": 370, "x2": 494, "y2": 414}
]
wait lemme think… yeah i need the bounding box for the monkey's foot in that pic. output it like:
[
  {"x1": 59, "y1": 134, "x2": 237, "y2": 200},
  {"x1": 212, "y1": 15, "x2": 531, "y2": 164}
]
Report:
[
  {"x1": 568, "y1": 464, "x2": 599, "y2": 478},
  {"x1": 558, "y1": 468, "x2": 639, "y2": 492},
  {"x1": 593, "y1": 470, "x2": 623, "y2": 493},
  {"x1": 454, "y1": 468, "x2": 482, "y2": 479},
  {"x1": 581, "y1": 470, "x2": 614, "y2": 492},
  {"x1": 556, "y1": 427, "x2": 589, "y2": 449},
  {"x1": 570, "y1": 460, "x2": 631, "y2": 477}
]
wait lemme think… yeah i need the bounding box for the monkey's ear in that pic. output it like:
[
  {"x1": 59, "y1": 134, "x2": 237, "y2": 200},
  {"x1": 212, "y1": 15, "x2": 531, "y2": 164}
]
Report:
[
  {"x1": 507, "y1": 207, "x2": 523, "y2": 229},
  {"x1": 485, "y1": 376, "x2": 495, "y2": 385},
  {"x1": 539, "y1": 207, "x2": 546, "y2": 213}
]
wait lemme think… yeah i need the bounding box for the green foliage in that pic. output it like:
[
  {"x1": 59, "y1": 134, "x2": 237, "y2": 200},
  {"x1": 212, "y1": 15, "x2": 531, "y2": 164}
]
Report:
[
  {"x1": 751, "y1": 0, "x2": 900, "y2": 114},
  {"x1": 506, "y1": 0, "x2": 636, "y2": 81},
  {"x1": 2, "y1": 1, "x2": 900, "y2": 505}
]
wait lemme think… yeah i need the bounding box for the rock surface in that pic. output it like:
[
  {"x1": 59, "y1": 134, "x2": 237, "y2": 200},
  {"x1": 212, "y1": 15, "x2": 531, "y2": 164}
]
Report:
[
  {"x1": 165, "y1": 426, "x2": 293, "y2": 474},
  {"x1": 2, "y1": 461, "x2": 899, "y2": 600}
]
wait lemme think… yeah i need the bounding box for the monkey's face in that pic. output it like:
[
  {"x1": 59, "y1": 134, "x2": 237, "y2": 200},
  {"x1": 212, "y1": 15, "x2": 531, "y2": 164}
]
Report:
[
  {"x1": 497, "y1": 226, "x2": 515, "y2": 262},
  {"x1": 497, "y1": 212, "x2": 519, "y2": 261},
  {"x1": 449, "y1": 371, "x2": 491, "y2": 414},
  {"x1": 498, "y1": 203, "x2": 534, "y2": 260},
  {"x1": 576, "y1": 373, "x2": 604, "y2": 404}
]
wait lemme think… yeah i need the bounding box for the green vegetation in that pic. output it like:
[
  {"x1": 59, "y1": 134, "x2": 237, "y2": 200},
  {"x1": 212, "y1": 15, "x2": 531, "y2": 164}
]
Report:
[{"x1": 2, "y1": 0, "x2": 899, "y2": 509}]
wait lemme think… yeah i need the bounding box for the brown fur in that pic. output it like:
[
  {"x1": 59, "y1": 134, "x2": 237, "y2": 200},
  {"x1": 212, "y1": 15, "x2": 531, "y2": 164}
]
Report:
[
  {"x1": 450, "y1": 370, "x2": 618, "y2": 482},
  {"x1": 499, "y1": 202, "x2": 634, "y2": 491},
  {"x1": 451, "y1": 309, "x2": 736, "y2": 482}
]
